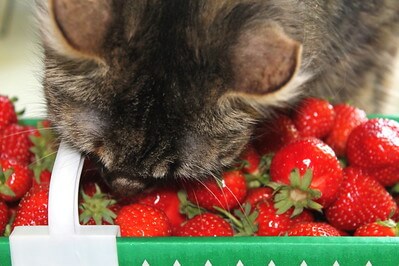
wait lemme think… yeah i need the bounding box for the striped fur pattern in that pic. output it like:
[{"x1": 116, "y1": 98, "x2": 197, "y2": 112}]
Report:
[{"x1": 36, "y1": 0, "x2": 399, "y2": 195}]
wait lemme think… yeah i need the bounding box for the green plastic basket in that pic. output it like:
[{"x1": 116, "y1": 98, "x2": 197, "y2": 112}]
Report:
[{"x1": 1, "y1": 115, "x2": 399, "y2": 266}]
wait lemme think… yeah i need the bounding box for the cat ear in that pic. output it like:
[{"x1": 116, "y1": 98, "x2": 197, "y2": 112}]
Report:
[
  {"x1": 43, "y1": 0, "x2": 113, "y2": 61},
  {"x1": 229, "y1": 25, "x2": 302, "y2": 98}
]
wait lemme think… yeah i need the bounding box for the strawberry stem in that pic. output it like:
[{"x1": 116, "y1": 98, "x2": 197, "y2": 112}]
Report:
[
  {"x1": 178, "y1": 190, "x2": 206, "y2": 219},
  {"x1": 214, "y1": 204, "x2": 258, "y2": 236},
  {"x1": 273, "y1": 168, "x2": 323, "y2": 217}
]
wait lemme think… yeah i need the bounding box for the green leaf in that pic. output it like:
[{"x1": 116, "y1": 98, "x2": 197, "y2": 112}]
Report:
[
  {"x1": 307, "y1": 200, "x2": 323, "y2": 212},
  {"x1": 300, "y1": 169, "x2": 313, "y2": 190},
  {"x1": 0, "y1": 185, "x2": 16, "y2": 197},
  {"x1": 274, "y1": 199, "x2": 293, "y2": 215},
  {"x1": 289, "y1": 169, "x2": 301, "y2": 187}
]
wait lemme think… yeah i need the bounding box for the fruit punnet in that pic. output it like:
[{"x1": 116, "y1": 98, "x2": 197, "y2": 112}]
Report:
[{"x1": 3, "y1": 93, "x2": 399, "y2": 237}]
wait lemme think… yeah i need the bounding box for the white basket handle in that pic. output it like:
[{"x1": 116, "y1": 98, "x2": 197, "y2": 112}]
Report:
[{"x1": 9, "y1": 141, "x2": 120, "y2": 266}]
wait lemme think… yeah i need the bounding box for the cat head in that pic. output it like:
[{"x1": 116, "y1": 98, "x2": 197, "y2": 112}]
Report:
[{"x1": 37, "y1": 0, "x2": 306, "y2": 195}]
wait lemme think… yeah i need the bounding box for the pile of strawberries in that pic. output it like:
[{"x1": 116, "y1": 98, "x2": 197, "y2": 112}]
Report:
[
  {"x1": 0, "y1": 95, "x2": 55, "y2": 236},
  {"x1": 1, "y1": 94, "x2": 399, "y2": 238}
]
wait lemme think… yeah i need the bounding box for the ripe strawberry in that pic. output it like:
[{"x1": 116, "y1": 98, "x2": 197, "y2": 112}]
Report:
[
  {"x1": 174, "y1": 213, "x2": 233, "y2": 237},
  {"x1": 0, "y1": 95, "x2": 17, "y2": 132},
  {"x1": 185, "y1": 170, "x2": 247, "y2": 211},
  {"x1": 0, "y1": 158, "x2": 32, "y2": 202},
  {"x1": 12, "y1": 183, "x2": 49, "y2": 228},
  {"x1": 0, "y1": 201, "x2": 9, "y2": 235},
  {"x1": 364, "y1": 166, "x2": 399, "y2": 187},
  {"x1": 115, "y1": 203, "x2": 171, "y2": 237},
  {"x1": 287, "y1": 222, "x2": 341, "y2": 236},
  {"x1": 346, "y1": 118, "x2": 399, "y2": 168},
  {"x1": 244, "y1": 187, "x2": 274, "y2": 209},
  {"x1": 79, "y1": 184, "x2": 119, "y2": 225},
  {"x1": 324, "y1": 103, "x2": 367, "y2": 157},
  {"x1": 0, "y1": 124, "x2": 35, "y2": 164},
  {"x1": 238, "y1": 145, "x2": 261, "y2": 175},
  {"x1": 292, "y1": 98, "x2": 335, "y2": 139},
  {"x1": 255, "y1": 200, "x2": 314, "y2": 236},
  {"x1": 136, "y1": 186, "x2": 186, "y2": 231},
  {"x1": 354, "y1": 220, "x2": 398, "y2": 237},
  {"x1": 270, "y1": 138, "x2": 343, "y2": 211},
  {"x1": 325, "y1": 167, "x2": 397, "y2": 231},
  {"x1": 254, "y1": 114, "x2": 300, "y2": 154}
]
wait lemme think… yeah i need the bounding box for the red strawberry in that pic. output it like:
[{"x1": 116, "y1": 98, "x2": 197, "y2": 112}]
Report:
[
  {"x1": 346, "y1": 118, "x2": 399, "y2": 168},
  {"x1": 238, "y1": 145, "x2": 261, "y2": 175},
  {"x1": 136, "y1": 186, "x2": 186, "y2": 231},
  {"x1": 0, "y1": 124, "x2": 35, "y2": 164},
  {"x1": 354, "y1": 220, "x2": 398, "y2": 237},
  {"x1": 364, "y1": 166, "x2": 399, "y2": 187},
  {"x1": 0, "y1": 95, "x2": 17, "y2": 132},
  {"x1": 174, "y1": 213, "x2": 233, "y2": 237},
  {"x1": 0, "y1": 201, "x2": 9, "y2": 235},
  {"x1": 79, "y1": 184, "x2": 119, "y2": 225},
  {"x1": 185, "y1": 170, "x2": 247, "y2": 211},
  {"x1": 254, "y1": 114, "x2": 300, "y2": 154},
  {"x1": 12, "y1": 183, "x2": 49, "y2": 228},
  {"x1": 324, "y1": 104, "x2": 367, "y2": 157},
  {"x1": 287, "y1": 222, "x2": 341, "y2": 236},
  {"x1": 270, "y1": 138, "x2": 343, "y2": 211},
  {"x1": 115, "y1": 203, "x2": 171, "y2": 237},
  {"x1": 255, "y1": 200, "x2": 314, "y2": 236},
  {"x1": 32, "y1": 170, "x2": 51, "y2": 189},
  {"x1": 0, "y1": 158, "x2": 32, "y2": 202},
  {"x1": 325, "y1": 167, "x2": 397, "y2": 231},
  {"x1": 244, "y1": 187, "x2": 274, "y2": 209},
  {"x1": 292, "y1": 98, "x2": 335, "y2": 139}
]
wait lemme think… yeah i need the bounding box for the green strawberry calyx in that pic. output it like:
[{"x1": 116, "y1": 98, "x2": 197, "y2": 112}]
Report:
[
  {"x1": 178, "y1": 190, "x2": 206, "y2": 219},
  {"x1": 79, "y1": 184, "x2": 117, "y2": 225},
  {"x1": 376, "y1": 219, "x2": 399, "y2": 236},
  {"x1": 244, "y1": 154, "x2": 273, "y2": 189},
  {"x1": 29, "y1": 121, "x2": 57, "y2": 183},
  {"x1": 214, "y1": 203, "x2": 258, "y2": 236},
  {"x1": 0, "y1": 167, "x2": 16, "y2": 197},
  {"x1": 272, "y1": 168, "x2": 322, "y2": 217}
]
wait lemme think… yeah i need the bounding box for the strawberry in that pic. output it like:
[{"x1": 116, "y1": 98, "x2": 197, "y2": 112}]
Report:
[
  {"x1": 354, "y1": 220, "x2": 398, "y2": 237},
  {"x1": 0, "y1": 95, "x2": 17, "y2": 132},
  {"x1": 174, "y1": 213, "x2": 233, "y2": 237},
  {"x1": 286, "y1": 222, "x2": 341, "y2": 236},
  {"x1": 0, "y1": 158, "x2": 32, "y2": 202},
  {"x1": 324, "y1": 103, "x2": 367, "y2": 157},
  {"x1": 238, "y1": 145, "x2": 261, "y2": 175},
  {"x1": 185, "y1": 170, "x2": 247, "y2": 211},
  {"x1": 325, "y1": 167, "x2": 397, "y2": 231},
  {"x1": 270, "y1": 138, "x2": 343, "y2": 212},
  {"x1": 292, "y1": 98, "x2": 335, "y2": 139},
  {"x1": 136, "y1": 186, "x2": 186, "y2": 231},
  {"x1": 0, "y1": 124, "x2": 35, "y2": 164},
  {"x1": 244, "y1": 187, "x2": 274, "y2": 209},
  {"x1": 12, "y1": 183, "x2": 49, "y2": 228},
  {"x1": 79, "y1": 184, "x2": 119, "y2": 225},
  {"x1": 346, "y1": 118, "x2": 399, "y2": 168},
  {"x1": 255, "y1": 200, "x2": 314, "y2": 236},
  {"x1": 364, "y1": 166, "x2": 399, "y2": 187},
  {"x1": 254, "y1": 114, "x2": 300, "y2": 154},
  {"x1": 0, "y1": 201, "x2": 9, "y2": 235},
  {"x1": 115, "y1": 203, "x2": 171, "y2": 237}
]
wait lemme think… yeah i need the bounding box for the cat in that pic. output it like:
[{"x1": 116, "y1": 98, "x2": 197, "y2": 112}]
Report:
[{"x1": 36, "y1": 0, "x2": 399, "y2": 195}]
